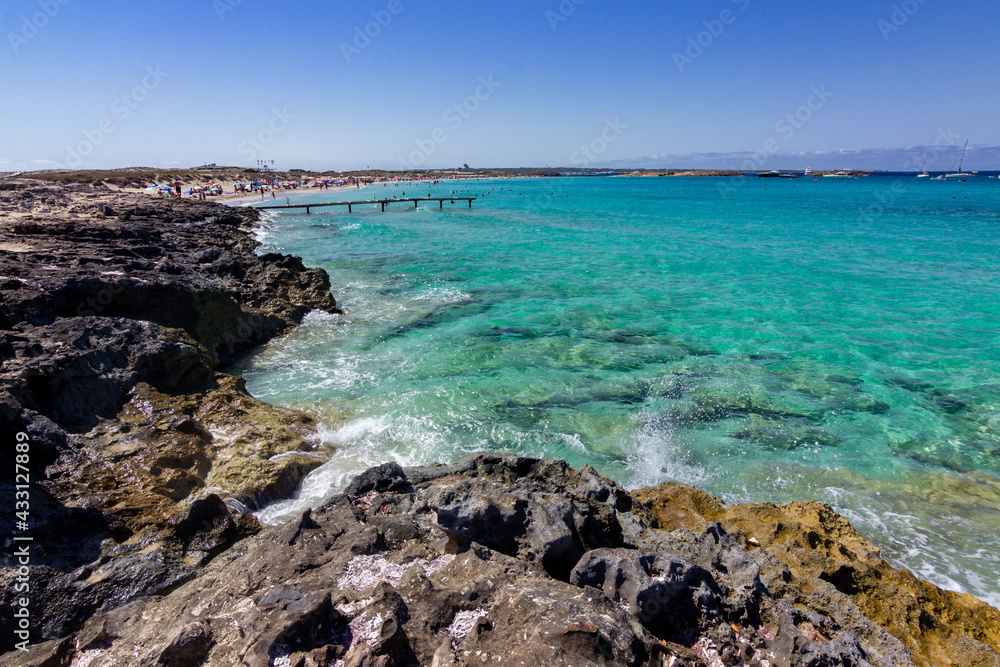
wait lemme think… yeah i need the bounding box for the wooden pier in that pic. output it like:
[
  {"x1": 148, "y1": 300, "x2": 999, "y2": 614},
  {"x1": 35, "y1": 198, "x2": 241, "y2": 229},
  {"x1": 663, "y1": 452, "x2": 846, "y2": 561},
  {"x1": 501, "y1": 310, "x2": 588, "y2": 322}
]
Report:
[{"x1": 256, "y1": 197, "x2": 476, "y2": 214}]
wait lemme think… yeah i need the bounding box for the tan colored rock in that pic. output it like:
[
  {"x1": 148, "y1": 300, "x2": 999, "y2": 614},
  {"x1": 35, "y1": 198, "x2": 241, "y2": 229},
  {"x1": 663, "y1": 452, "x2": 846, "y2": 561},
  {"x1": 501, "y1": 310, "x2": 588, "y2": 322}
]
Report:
[
  {"x1": 49, "y1": 374, "x2": 328, "y2": 541},
  {"x1": 633, "y1": 482, "x2": 1000, "y2": 667}
]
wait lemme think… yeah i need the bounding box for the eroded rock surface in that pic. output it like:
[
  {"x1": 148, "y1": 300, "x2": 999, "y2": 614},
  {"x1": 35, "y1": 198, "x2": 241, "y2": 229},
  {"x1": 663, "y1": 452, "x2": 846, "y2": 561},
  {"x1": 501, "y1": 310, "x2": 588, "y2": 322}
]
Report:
[
  {"x1": 633, "y1": 482, "x2": 1000, "y2": 667},
  {"x1": 3, "y1": 181, "x2": 999, "y2": 666},
  {"x1": 8, "y1": 453, "x2": 998, "y2": 667},
  {"x1": 0, "y1": 182, "x2": 340, "y2": 649}
]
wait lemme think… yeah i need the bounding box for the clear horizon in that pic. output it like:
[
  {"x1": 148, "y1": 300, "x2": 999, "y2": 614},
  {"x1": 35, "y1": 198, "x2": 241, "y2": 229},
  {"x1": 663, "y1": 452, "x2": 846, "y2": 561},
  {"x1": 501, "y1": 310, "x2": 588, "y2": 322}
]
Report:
[{"x1": 3, "y1": 1, "x2": 999, "y2": 171}]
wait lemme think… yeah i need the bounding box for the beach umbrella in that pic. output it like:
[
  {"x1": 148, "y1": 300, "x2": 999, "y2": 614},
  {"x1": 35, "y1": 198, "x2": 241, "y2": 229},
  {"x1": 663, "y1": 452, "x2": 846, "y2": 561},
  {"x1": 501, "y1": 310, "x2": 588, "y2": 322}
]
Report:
[{"x1": 185, "y1": 189, "x2": 197, "y2": 195}]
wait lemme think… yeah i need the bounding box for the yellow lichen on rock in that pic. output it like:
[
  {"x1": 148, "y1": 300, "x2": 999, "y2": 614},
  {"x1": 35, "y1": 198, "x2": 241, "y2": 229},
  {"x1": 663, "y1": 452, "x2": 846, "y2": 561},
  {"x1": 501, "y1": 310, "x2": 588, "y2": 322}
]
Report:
[
  {"x1": 633, "y1": 482, "x2": 1000, "y2": 667},
  {"x1": 52, "y1": 375, "x2": 330, "y2": 549}
]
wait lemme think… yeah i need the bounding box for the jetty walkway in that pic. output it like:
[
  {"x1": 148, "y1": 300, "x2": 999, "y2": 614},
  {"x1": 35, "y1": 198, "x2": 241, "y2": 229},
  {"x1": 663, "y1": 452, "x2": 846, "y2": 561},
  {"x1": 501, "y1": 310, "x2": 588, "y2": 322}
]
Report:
[{"x1": 257, "y1": 197, "x2": 476, "y2": 214}]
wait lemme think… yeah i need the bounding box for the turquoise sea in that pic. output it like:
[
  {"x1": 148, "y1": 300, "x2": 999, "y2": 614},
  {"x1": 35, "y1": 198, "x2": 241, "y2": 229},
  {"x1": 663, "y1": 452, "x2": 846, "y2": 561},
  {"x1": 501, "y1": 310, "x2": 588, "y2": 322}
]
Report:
[{"x1": 238, "y1": 175, "x2": 1000, "y2": 607}]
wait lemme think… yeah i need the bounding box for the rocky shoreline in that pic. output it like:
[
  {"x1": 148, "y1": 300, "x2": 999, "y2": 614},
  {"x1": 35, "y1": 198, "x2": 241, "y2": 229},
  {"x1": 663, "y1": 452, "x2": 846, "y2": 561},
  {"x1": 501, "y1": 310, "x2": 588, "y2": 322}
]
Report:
[
  {"x1": 2, "y1": 180, "x2": 998, "y2": 666},
  {"x1": 0, "y1": 180, "x2": 339, "y2": 652}
]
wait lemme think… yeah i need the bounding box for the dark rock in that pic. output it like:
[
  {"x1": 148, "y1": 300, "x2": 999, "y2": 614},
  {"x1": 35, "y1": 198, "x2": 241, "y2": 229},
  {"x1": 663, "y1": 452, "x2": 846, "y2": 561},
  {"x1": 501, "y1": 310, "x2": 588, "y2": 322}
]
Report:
[
  {"x1": 166, "y1": 493, "x2": 249, "y2": 562},
  {"x1": 345, "y1": 462, "x2": 413, "y2": 496},
  {"x1": 143, "y1": 621, "x2": 214, "y2": 666},
  {"x1": 10, "y1": 548, "x2": 195, "y2": 644},
  {"x1": 0, "y1": 185, "x2": 341, "y2": 651},
  {"x1": 1, "y1": 636, "x2": 72, "y2": 667},
  {"x1": 2, "y1": 453, "x2": 996, "y2": 666},
  {"x1": 196, "y1": 247, "x2": 222, "y2": 263},
  {"x1": 571, "y1": 548, "x2": 723, "y2": 638}
]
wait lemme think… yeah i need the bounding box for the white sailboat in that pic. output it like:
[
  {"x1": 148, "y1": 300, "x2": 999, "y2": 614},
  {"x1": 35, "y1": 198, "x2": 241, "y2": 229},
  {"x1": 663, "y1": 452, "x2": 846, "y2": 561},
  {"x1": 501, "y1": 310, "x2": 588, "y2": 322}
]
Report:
[
  {"x1": 916, "y1": 159, "x2": 930, "y2": 178},
  {"x1": 944, "y1": 141, "x2": 976, "y2": 179}
]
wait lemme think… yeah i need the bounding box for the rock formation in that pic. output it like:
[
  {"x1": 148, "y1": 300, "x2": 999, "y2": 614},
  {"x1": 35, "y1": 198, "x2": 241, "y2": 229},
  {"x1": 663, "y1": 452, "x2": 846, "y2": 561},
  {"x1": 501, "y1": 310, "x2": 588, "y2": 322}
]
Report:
[
  {"x1": 0, "y1": 182, "x2": 339, "y2": 648},
  {"x1": 2, "y1": 181, "x2": 998, "y2": 666},
  {"x1": 8, "y1": 454, "x2": 1000, "y2": 666}
]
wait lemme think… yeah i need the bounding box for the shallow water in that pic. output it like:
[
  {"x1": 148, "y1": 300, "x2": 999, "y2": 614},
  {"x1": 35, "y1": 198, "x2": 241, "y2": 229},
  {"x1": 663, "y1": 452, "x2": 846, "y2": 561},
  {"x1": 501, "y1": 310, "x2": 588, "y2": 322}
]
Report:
[{"x1": 239, "y1": 175, "x2": 1000, "y2": 607}]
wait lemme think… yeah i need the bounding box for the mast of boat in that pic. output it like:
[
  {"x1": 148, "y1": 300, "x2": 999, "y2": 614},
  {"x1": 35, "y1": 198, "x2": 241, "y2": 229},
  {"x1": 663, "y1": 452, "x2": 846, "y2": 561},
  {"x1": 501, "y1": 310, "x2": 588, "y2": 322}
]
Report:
[{"x1": 943, "y1": 140, "x2": 971, "y2": 178}]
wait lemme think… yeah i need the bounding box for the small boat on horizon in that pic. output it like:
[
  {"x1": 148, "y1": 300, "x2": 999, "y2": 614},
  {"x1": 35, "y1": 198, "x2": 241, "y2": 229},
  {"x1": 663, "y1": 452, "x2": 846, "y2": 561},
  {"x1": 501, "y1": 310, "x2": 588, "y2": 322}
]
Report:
[
  {"x1": 917, "y1": 159, "x2": 930, "y2": 178},
  {"x1": 824, "y1": 170, "x2": 854, "y2": 178},
  {"x1": 757, "y1": 170, "x2": 799, "y2": 179},
  {"x1": 944, "y1": 141, "x2": 977, "y2": 179}
]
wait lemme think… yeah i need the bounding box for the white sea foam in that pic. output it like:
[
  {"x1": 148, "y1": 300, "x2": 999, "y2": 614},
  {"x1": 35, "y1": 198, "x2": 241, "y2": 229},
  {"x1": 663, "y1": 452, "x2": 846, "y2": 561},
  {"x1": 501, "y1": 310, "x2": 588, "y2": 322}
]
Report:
[
  {"x1": 241, "y1": 182, "x2": 1000, "y2": 608},
  {"x1": 623, "y1": 409, "x2": 710, "y2": 490},
  {"x1": 254, "y1": 413, "x2": 449, "y2": 525},
  {"x1": 819, "y1": 486, "x2": 1000, "y2": 610},
  {"x1": 558, "y1": 432, "x2": 587, "y2": 453},
  {"x1": 251, "y1": 211, "x2": 281, "y2": 250}
]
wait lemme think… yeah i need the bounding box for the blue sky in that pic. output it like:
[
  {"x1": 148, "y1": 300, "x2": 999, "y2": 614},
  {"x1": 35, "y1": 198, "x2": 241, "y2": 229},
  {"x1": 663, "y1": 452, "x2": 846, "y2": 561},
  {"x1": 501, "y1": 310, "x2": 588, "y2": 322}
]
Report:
[{"x1": 3, "y1": 0, "x2": 999, "y2": 170}]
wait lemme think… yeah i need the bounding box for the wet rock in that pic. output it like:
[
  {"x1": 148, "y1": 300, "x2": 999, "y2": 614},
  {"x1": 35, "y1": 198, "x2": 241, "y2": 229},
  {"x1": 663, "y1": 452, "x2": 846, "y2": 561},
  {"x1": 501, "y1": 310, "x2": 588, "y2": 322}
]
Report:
[
  {"x1": 668, "y1": 387, "x2": 821, "y2": 426},
  {"x1": 166, "y1": 493, "x2": 248, "y2": 562}
]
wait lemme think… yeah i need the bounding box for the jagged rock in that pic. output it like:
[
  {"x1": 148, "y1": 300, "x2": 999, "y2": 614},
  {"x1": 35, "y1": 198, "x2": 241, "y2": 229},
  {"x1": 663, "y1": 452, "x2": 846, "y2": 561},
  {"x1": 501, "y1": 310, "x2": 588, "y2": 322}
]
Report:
[
  {"x1": 634, "y1": 481, "x2": 1000, "y2": 667},
  {"x1": 346, "y1": 462, "x2": 414, "y2": 496},
  {"x1": 0, "y1": 184, "x2": 340, "y2": 652},
  {"x1": 3, "y1": 181, "x2": 998, "y2": 666},
  {"x1": 571, "y1": 547, "x2": 726, "y2": 638},
  {"x1": 143, "y1": 621, "x2": 215, "y2": 666},
  {"x1": 7, "y1": 453, "x2": 994, "y2": 667}
]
